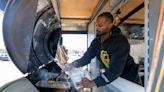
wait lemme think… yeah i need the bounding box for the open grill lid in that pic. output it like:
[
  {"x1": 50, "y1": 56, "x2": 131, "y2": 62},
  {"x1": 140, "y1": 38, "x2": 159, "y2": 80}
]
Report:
[{"x1": 3, "y1": 0, "x2": 61, "y2": 74}]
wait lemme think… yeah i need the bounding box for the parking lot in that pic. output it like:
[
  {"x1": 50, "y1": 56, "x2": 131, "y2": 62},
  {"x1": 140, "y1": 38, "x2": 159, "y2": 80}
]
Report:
[{"x1": 0, "y1": 61, "x2": 23, "y2": 87}]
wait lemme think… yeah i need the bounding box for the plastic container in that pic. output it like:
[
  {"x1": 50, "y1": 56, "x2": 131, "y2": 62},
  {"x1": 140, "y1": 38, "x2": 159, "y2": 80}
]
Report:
[{"x1": 68, "y1": 68, "x2": 85, "y2": 90}]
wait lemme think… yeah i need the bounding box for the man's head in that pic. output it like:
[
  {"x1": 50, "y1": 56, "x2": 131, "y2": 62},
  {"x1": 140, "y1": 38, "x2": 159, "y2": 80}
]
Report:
[{"x1": 96, "y1": 12, "x2": 113, "y2": 37}]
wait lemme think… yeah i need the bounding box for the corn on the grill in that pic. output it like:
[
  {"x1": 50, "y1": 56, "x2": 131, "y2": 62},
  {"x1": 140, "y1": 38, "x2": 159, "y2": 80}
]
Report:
[{"x1": 47, "y1": 80, "x2": 55, "y2": 84}]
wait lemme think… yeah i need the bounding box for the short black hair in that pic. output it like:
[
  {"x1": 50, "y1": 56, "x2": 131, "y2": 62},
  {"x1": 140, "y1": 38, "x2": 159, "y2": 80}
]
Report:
[{"x1": 98, "y1": 12, "x2": 114, "y2": 23}]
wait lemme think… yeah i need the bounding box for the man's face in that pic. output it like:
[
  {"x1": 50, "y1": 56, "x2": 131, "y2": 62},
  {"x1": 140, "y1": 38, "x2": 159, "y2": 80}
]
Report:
[{"x1": 96, "y1": 16, "x2": 113, "y2": 37}]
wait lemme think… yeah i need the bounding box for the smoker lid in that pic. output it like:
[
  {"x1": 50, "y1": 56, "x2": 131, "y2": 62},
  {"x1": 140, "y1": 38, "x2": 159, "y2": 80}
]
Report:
[
  {"x1": 3, "y1": 0, "x2": 61, "y2": 74},
  {"x1": 0, "y1": 0, "x2": 8, "y2": 11}
]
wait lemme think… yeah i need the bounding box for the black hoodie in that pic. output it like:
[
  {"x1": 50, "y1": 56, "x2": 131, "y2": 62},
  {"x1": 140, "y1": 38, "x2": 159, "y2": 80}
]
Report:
[{"x1": 72, "y1": 26, "x2": 140, "y2": 87}]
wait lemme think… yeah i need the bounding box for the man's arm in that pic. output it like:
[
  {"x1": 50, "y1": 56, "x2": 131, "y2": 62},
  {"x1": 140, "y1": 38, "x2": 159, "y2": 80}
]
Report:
[
  {"x1": 71, "y1": 39, "x2": 97, "y2": 68},
  {"x1": 93, "y1": 37, "x2": 130, "y2": 87}
]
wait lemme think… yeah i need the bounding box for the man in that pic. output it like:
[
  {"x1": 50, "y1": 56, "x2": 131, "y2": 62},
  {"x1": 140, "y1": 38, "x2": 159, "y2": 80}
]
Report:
[{"x1": 64, "y1": 12, "x2": 140, "y2": 88}]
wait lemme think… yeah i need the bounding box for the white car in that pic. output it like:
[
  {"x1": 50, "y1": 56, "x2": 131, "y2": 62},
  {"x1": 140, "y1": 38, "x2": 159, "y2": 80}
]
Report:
[{"x1": 0, "y1": 52, "x2": 9, "y2": 61}]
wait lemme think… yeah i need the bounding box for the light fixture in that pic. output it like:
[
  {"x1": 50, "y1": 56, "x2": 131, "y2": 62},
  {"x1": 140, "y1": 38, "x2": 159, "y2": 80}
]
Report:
[{"x1": 113, "y1": 9, "x2": 121, "y2": 26}]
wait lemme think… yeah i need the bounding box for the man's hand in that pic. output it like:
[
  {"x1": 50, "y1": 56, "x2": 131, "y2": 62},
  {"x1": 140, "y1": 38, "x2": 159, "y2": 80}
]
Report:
[
  {"x1": 63, "y1": 63, "x2": 75, "y2": 71},
  {"x1": 79, "y1": 77, "x2": 96, "y2": 88}
]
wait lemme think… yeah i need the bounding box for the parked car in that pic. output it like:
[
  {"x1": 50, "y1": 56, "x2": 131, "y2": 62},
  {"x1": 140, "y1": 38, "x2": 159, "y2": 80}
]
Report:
[{"x1": 0, "y1": 51, "x2": 9, "y2": 61}]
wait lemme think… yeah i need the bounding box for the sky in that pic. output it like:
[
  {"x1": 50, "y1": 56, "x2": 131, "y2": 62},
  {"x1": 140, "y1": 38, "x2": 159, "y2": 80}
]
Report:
[
  {"x1": 62, "y1": 34, "x2": 87, "y2": 52},
  {"x1": 0, "y1": 11, "x2": 5, "y2": 49}
]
